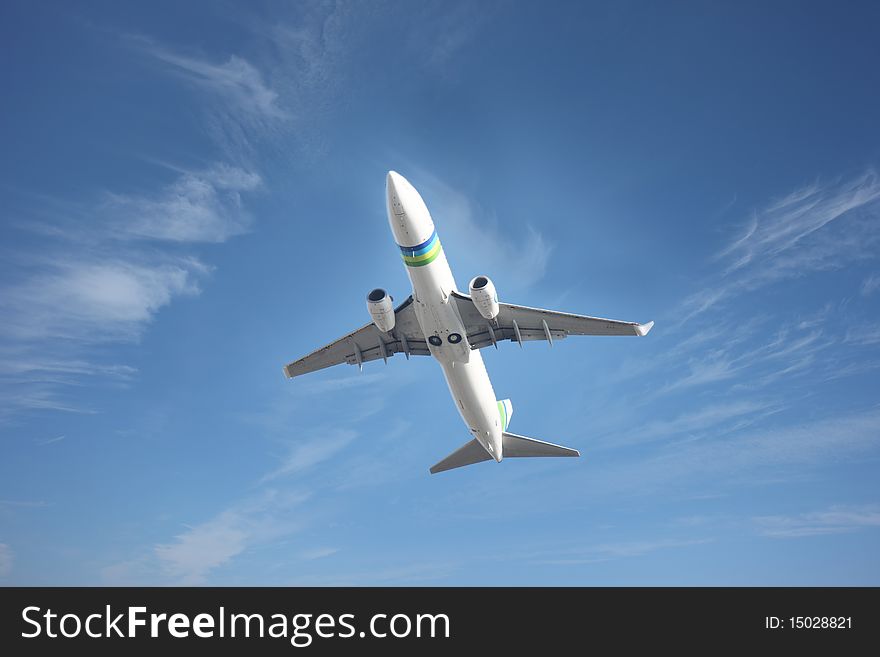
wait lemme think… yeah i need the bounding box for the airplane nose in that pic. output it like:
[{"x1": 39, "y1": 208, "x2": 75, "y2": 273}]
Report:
[
  {"x1": 385, "y1": 170, "x2": 435, "y2": 248},
  {"x1": 386, "y1": 171, "x2": 405, "y2": 216}
]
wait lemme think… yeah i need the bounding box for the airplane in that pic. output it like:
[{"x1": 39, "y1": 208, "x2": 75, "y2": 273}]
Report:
[{"x1": 283, "y1": 171, "x2": 654, "y2": 474}]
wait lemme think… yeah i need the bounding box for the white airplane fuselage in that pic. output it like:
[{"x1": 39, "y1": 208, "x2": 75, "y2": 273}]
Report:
[{"x1": 385, "y1": 171, "x2": 504, "y2": 461}]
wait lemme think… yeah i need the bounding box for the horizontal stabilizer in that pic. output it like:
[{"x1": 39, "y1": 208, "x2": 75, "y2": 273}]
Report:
[
  {"x1": 429, "y1": 432, "x2": 580, "y2": 474},
  {"x1": 429, "y1": 438, "x2": 492, "y2": 474},
  {"x1": 502, "y1": 432, "x2": 580, "y2": 458}
]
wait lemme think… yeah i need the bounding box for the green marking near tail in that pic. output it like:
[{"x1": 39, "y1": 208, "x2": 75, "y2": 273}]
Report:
[{"x1": 498, "y1": 400, "x2": 507, "y2": 431}]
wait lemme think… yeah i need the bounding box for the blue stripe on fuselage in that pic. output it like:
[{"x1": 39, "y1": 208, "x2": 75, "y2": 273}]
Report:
[{"x1": 398, "y1": 230, "x2": 437, "y2": 257}]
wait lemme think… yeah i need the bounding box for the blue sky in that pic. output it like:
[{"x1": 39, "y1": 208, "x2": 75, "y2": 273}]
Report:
[{"x1": 2, "y1": 0, "x2": 879, "y2": 585}]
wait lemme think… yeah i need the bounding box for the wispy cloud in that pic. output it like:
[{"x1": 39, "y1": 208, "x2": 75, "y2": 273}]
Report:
[
  {"x1": 104, "y1": 417, "x2": 365, "y2": 583},
  {"x1": 2, "y1": 258, "x2": 202, "y2": 343},
  {"x1": 300, "y1": 547, "x2": 338, "y2": 561},
  {"x1": 721, "y1": 172, "x2": 880, "y2": 269},
  {"x1": 0, "y1": 356, "x2": 136, "y2": 381},
  {"x1": 296, "y1": 372, "x2": 388, "y2": 394},
  {"x1": 407, "y1": 2, "x2": 492, "y2": 75},
  {"x1": 0, "y1": 500, "x2": 48, "y2": 509},
  {"x1": 0, "y1": 38, "x2": 276, "y2": 421},
  {"x1": 619, "y1": 400, "x2": 779, "y2": 447},
  {"x1": 755, "y1": 505, "x2": 880, "y2": 538},
  {"x1": 587, "y1": 244, "x2": 880, "y2": 496},
  {"x1": 103, "y1": 488, "x2": 310, "y2": 585},
  {"x1": 682, "y1": 170, "x2": 880, "y2": 321},
  {"x1": 657, "y1": 355, "x2": 739, "y2": 394},
  {"x1": 153, "y1": 490, "x2": 309, "y2": 585},
  {"x1": 0, "y1": 384, "x2": 100, "y2": 423},
  {"x1": 1, "y1": 163, "x2": 260, "y2": 421},
  {"x1": 652, "y1": 315, "x2": 833, "y2": 398},
  {"x1": 2, "y1": 26, "x2": 271, "y2": 422},
  {"x1": 0, "y1": 543, "x2": 12, "y2": 578},
  {"x1": 104, "y1": 163, "x2": 261, "y2": 243},
  {"x1": 0, "y1": 32, "x2": 299, "y2": 412},
  {"x1": 860, "y1": 273, "x2": 880, "y2": 296},
  {"x1": 605, "y1": 408, "x2": 880, "y2": 495},
  {"x1": 845, "y1": 324, "x2": 880, "y2": 346},
  {"x1": 713, "y1": 407, "x2": 880, "y2": 469},
  {"x1": 260, "y1": 429, "x2": 357, "y2": 483},
  {"x1": 154, "y1": 50, "x2": 286, "y2": 119},
  {"x1": 534, "y1": 538, "x2": 713, "y2": 565},
  {"x1": 134, "y1": 37, "x2": 289, "y2": 138}
]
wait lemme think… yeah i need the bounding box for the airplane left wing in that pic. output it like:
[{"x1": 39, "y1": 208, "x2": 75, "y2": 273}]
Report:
[
  {"x1": 450, "y1": 291, "x2": 653, "y2": 350},
  {"x1": 283, "y1": 296, "x2": 429, "y2": 378}
]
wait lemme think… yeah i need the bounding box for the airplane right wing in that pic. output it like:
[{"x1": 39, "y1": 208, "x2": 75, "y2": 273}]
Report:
[
  {"x1": 449, "y1": 291, "x2": 653, "y2": 350},
  {"x1": 283, "y1": 296, "x2": 430, "y2": 378}
]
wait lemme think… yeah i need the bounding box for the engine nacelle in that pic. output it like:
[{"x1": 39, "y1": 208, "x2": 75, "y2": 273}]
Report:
[
  {"x1": 367, "y1": 288, "x2": 395, "y2": 333},
  {"x1": 468, "y1": 275, "x2": 499, "y2": 320}
]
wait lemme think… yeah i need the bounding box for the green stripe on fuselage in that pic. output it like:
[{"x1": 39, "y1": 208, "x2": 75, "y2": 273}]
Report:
[
  {"x1": 497, "y1": 400, "x2": 507, "y2": 431},
  {"x1": 402, "y1": 240, "x2": 442, "y2": 267}
]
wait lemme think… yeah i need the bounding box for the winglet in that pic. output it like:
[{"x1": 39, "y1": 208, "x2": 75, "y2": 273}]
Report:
[{"x1": 635, "y1": 320, "x2": 654, "y2": 337}]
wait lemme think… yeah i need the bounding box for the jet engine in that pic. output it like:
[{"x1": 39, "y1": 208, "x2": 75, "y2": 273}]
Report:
[
  {"x1": 367, "y1": 288, "x2": 395, "y2": 333},
  {"x1": 468, "y1": 275, "x2": 499, "y2": 320}
]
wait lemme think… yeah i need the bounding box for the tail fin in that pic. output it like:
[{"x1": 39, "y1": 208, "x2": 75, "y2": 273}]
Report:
[
  {"x1": 429, "y1": 431, "x2": 579, "y2": 474},
  {"x1": 497, "y1": 399, "x2": 513, "y2": 431}
]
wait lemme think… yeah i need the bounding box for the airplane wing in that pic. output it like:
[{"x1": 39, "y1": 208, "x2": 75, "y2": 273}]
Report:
[
  {"x1": 283, "y1": 296, "x2": 429, "y2": 378},
  {"x1": 449, "y1": 291, "x2": 653, "y2": 349}
]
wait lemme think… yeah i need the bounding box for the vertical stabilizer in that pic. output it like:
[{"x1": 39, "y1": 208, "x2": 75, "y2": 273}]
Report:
[{"x1": 497, "y1": 398, "x2": 513, "y2": 431}]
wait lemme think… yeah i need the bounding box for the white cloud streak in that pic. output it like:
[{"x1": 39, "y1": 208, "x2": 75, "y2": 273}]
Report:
[
  {"x1": 755, "y1": 505, "x2": 880, "y2": 538},
  {"x1": 3, "y1": 259, "x2": 201, "y2": 343},
  {"x1": 299, "y1": 547, "x2": 339, "y2": 561},
  {"x1": 261, "y1": 430, "x2": 357, "y2": 483},
  {"x1": 152, "y1": 490, "x2": 309, "y2": 585},
  {"x1": 0, "y1": 500, "x2": 48, "y2": 508},
  {"x1": 131, "y1": 35, "x2": 295, "y2": 160},
  {"x1": 0, "y1": 41, "x2": 274, "y2": 422},
  {"x1": 721, "y1": 172, "x2": 880, "y2": 269},
  {"x1": 860, "y1": 273, "x2": 880, "y2": 296},
  {"x1": 1, "y1": 163, "x2": 260, "y2": 421},
  {"x1": 845, "y1": 324, "x2": 880, "y2": 346},
  {"x1": 295, "y1": 372, "x2": 387, "y2": 394},
  {"x1": 138, "y1": 40, "x2": 288, "y2": 124},
  {"x1": 104, "y1": 164, "x2": 261, "y2": 243},
  {"x1": 105, "y1": 422, "x2": 361, "y2": 584},
  {"x1": 682, "y1": 170, "x2": 880, "y2": 320},
  {"x1": 606, "y1": 408, "x2": 880, "y2": 495},
  {"x1": 409, "y1": 2, "x2": 490, "y2": 75},
  {"x1": 651, "y1": 315, "x2": 834, "y2": 398},
  {"x1": 534, "y1": 538, "x2": 714, "y2": 565},
  {"x1": 621, "y1": 401, "x2": 778, "y2": 446}
]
